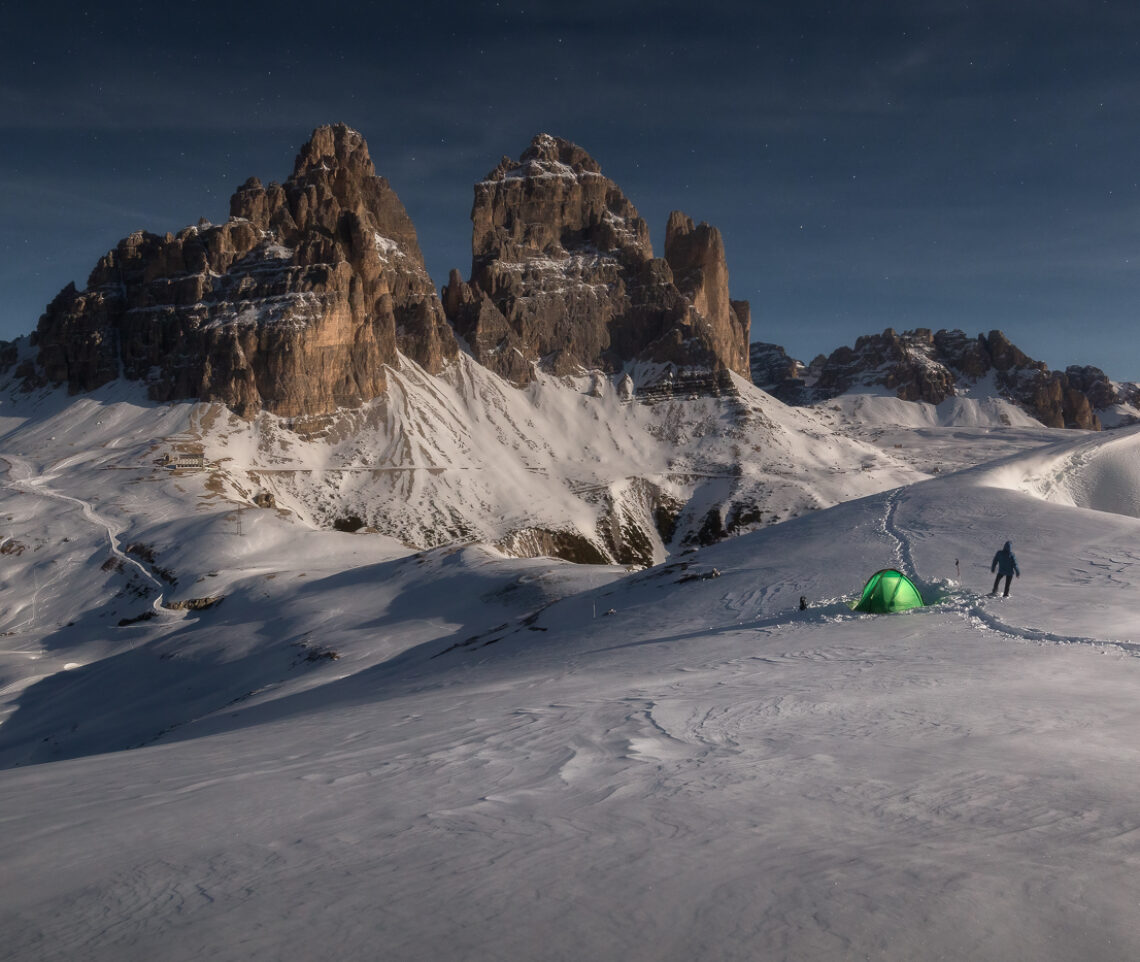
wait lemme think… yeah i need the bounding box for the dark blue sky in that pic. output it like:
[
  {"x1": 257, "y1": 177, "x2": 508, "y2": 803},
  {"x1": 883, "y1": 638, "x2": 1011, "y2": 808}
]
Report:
[{"x1": 3, "y1": 1, "x2": 1140, "y2": 378}]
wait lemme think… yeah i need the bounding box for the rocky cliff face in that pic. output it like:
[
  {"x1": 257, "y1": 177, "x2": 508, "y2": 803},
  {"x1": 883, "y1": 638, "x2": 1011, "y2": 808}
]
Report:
[
  {"x1": 752, "y1": 327, "x2": 1136, "y2": 429},
  {"x1": 442, "y1": 134, "x2": 750, "y2": 386},
  {"x1": 749, "y1": 343, "x2": 806, "y2": 404},
  {"x1": 665, "y1": 211, "x2": 752, "y2": 377},
  {"x1": 32, "y1": 124, "x2": 457, "y2": 418}
]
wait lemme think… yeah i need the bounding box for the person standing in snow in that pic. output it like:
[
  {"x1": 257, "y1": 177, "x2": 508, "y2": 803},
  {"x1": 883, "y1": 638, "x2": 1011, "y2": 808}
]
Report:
[{"x1": 990, "y1": 541, "x2": 1020, "y2": 597}]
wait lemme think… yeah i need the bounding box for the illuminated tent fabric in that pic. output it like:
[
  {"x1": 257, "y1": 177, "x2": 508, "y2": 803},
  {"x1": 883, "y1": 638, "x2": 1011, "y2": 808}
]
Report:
[{"x1": 852, "y1": 568, "x2": 924, "y2": 613}]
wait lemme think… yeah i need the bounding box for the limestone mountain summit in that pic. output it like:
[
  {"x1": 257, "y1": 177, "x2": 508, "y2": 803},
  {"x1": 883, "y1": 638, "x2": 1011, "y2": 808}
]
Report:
[
  {"x1": 32, "y1": 123, "x2": 457, "y2": 419},
  {"x1": 19, "y1": 123, "x2": 1137, "y2": 442},
  {"x1": 8, "y1": 123, "x2": 1140, "y2": 572},
  {"x1": 10, "y1": 126, "x2": 780, "y2": 565},
  {"x1": 442, "y1": 133, "x2": 751, "y2": 386},
  {"x1": 26, "y1": 127, "x2": 752, "y2": 418}
]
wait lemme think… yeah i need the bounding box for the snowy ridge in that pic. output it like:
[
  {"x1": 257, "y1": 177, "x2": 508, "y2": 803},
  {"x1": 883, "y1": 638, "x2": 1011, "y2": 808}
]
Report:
[{"x1": 975, "y1": 420, "x2": 1140, "y2": 517}]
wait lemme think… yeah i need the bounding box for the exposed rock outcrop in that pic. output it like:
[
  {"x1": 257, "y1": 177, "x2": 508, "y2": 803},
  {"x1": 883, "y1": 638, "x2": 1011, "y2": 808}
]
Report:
[
  {"x1": 754, "y1": 327, "x2": 1132, "y2": 429},
  {"x1": 749, "y1": 342, "x2": 807, "y2": 404},
  {"x1": 442, "y1": 134, "x2": 750, "y2": 387},
  {"x1": 31, "y1": 124, "x2": 457, "y2": 418},
  {"x1": 664, "y1": 212, "x2": 751, "y2": 377},
  {"x1": 1064, "y1": 364, "x2": 1132, "y2": 411}
]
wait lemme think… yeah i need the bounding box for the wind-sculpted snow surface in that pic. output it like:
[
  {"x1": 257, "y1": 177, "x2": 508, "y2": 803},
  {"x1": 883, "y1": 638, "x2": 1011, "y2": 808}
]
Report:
[
  {"x1": 3, "y1": 383, "x2": 1140, "y2": 960},
  {"x1": 976, "y1": 422, "x2": 1140, "y2": 519}
]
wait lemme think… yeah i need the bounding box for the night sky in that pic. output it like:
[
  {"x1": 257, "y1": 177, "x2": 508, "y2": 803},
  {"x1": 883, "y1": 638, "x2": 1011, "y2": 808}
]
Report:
[{"x1": 4, "y1": 1, "x2": 1140, "y2": 378}]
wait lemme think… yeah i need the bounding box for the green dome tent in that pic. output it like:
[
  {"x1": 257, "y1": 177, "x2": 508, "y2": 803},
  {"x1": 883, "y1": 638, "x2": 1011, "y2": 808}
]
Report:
[{"x1": 852, "y1": 568, "x2": 924, "y2": 613}]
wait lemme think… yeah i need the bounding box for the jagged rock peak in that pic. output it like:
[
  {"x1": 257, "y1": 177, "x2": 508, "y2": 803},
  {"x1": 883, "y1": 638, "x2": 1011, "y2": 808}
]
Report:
[
  {"x1": 292, "y1": 123, "x2": 375, "y2": 178},
  {"x1": 32, "y1": 124, "x2": 457, "y2": 419},
  {"x1": 229, "y1": 123, "x2": 424, "y2": 263},
  {"x1": 472, "y1": 133, "x2": 650, "y2": 264},
  {"x1": 445, "y1": 135, "x2": 750, "y2": 385},
  {"x1": 485, "y1": 132, "x2": 604, "y2": 179}
]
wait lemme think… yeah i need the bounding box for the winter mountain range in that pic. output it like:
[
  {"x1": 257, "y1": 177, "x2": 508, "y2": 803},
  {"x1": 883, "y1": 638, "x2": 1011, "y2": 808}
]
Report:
[
  {"x1": 3, "y1": 124, "x2": 1140, "y2": 961},
  {"x1": 6, "y1": 123, "x2": 1140, "y2": 564}
]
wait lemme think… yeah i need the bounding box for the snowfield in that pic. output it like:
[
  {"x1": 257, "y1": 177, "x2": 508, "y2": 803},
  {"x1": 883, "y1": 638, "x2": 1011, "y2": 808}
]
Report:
[{"x1": 1, "y1": 368, "x2": 1140, "y2": 961}]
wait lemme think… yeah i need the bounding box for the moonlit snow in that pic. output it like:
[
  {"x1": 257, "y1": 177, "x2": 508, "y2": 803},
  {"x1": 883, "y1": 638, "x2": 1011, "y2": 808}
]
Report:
[{"x1": 1, "y1": 369, "x2": 1139, "y2": 961}]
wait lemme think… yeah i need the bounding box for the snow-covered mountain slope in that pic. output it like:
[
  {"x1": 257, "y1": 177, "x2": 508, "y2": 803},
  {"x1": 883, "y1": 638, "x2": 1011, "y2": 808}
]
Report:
[
  {"x1": 804, "y1": 385, "x2": 1063, "y2": 475},
  {"x1": 0, "y1": 356, "x2": 924, "y2": 757},
  {"x1": 0, "y1": 353, "x2": 924, "y2": 572},
  {"x1": 240, "y1": 357, "x2": 925, "y2": 558},
  {"x1": 3, "y1": 379, "x2": 1140, "y2": 960},
  {"x1": 810, "y1": 375, "x2": 1045, "y2": 431}
]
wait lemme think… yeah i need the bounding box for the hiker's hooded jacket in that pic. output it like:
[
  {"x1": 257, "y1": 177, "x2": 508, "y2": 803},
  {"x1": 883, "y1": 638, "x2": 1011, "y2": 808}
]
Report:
[{"x1": 991, "y1": 542, "x2": 1019, "y2": 577}]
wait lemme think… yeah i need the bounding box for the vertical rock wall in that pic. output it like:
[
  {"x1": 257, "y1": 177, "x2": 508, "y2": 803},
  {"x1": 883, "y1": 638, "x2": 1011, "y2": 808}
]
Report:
[
  {"x1": 33, "y1": 124, "x2": 457, "y2": 418},
  {"x1": 443, "y1": 134, "x2": 750, "y2": 385}
]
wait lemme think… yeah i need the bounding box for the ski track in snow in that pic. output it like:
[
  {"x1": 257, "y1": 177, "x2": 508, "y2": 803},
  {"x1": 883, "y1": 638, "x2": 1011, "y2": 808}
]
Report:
[
  {"x1": 881, "y1": 487, "x2": 916, "y2": 577},
  {"x1": 0, "y1": 454, "x2": 182, "y2": 621},
  {"x1": 878, "y1": 481, "x2": 1138, "y2": 656},
  {"x1": 957, "y1": 598, "x2": 1140, "y2": 653}
]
